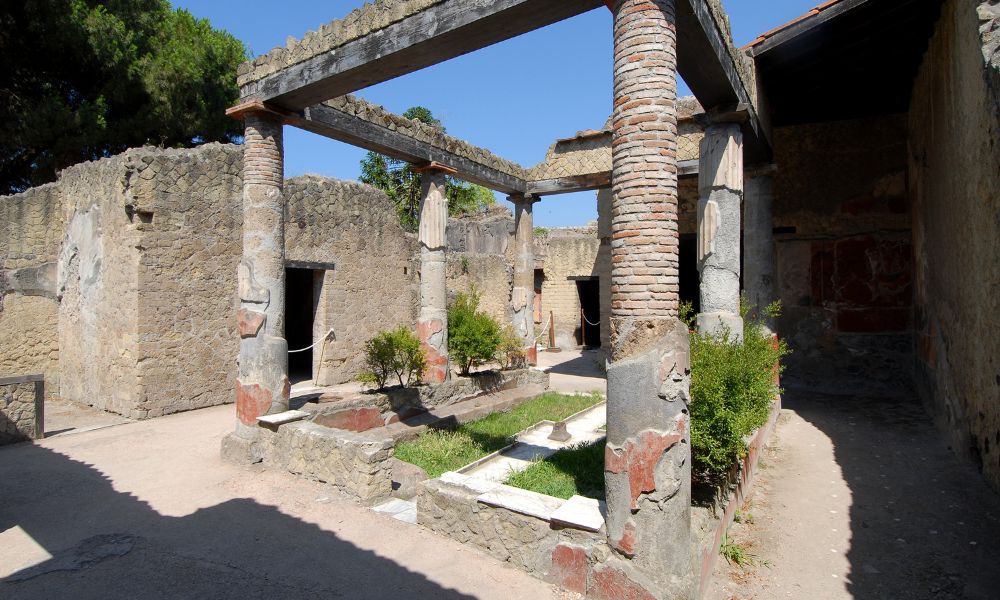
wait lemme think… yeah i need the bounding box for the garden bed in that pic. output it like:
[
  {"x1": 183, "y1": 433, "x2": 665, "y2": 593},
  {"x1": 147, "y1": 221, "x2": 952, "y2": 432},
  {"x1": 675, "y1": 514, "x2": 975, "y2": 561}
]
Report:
[
  {"x1": 395, "y1": 392, "x2": 603, "y2": 478},
  {"x1": 504, "y1": 440, "x2": 606, "y2": 500}
]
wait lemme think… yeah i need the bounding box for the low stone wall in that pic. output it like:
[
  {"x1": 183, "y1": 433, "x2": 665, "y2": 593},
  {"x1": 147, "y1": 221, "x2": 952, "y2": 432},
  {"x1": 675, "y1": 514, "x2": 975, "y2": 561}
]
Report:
[
  {"x1": 266, "y1": 422, "x2": 395, "y2": 504},
  {"x1": 417, "y1": 476, "x2": 607, "y2": 593},
  {"x1": 692, "y1": 396, "x2": 782, "y2": 598},
  {"x1": 0, "y1": 375, "x2": 44, "y2": 445}
]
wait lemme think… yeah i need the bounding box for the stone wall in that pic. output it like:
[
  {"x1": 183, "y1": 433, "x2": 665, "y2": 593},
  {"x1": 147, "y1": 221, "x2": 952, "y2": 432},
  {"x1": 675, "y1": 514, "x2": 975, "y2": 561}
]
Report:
[
  {"x1": 0, "y1": 377, "x2": 43, "y2": 444},
  {"x1": 0, "y1": 184, "x2": 62, "y2": 395},
  {"x1": 445, "y1": 208, "x2": 514, "y2": 325},
  {"x1": 770, "y1": 115, "x2": 913, "y2": 394},
  {"x1": 909, "y1": 0, "x2": 1000, "y2": 491},
  {"x1": 127, "y1": 146, "x2": 244, "y2": 418},
  {"x1": 56, "y1": 154, "x2": 144, "y2": 416},
  {"x1": 1, "y1": 143, "x2": 426, "y2": 417},
  {"x1": 536, "y1": 228, "x2": 603, "y2": 350},
  {"x1": 285, "y1": 175, "x2": 419, "y2": 385}
]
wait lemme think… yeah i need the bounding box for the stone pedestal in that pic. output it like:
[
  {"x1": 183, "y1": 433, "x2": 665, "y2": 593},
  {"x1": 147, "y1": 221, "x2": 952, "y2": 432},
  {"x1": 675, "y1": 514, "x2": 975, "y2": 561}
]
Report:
[
  {"x1": 511, "y1": 194, "x2": 538, "y2": 365},
  {"x1": 417, "y1": 169, "x2": 450, "y2": 383},
  {"x1": 744, "y1": 172, "x2": 777, "y2": 333},
  {"x1": 603, "y1": 1, "x2": 692, "y2": 598},
  {"x1": 233, "y1": 109, "x2": 289, "y2": 441},
  {"x1": 697, "y1": 123, "x2": 744, "y2": 342}
]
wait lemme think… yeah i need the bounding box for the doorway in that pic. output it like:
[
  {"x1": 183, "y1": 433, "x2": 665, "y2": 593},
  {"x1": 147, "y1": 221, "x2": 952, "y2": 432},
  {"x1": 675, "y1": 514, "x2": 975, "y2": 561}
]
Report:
[
  {"x1": 576, "y1": 278, "x2": 601, "y2": 348},
  {"x1": 285, "y1": 267, "x2": 322, "y2": 384},
  {"x1": 679, "y1": 234, "x2": 700, "y2": 314}
]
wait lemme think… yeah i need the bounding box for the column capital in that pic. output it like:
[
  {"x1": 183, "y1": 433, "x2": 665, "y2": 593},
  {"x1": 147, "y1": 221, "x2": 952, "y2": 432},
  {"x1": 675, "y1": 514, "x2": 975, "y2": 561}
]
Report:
[
  {"x1": 225, "y1": 100, "x2": 291, "y2": 122},
  {"x1": 412, "y1": 161, "x2": 457, "y2": 176},
  {"x1": 507, "y1": 193, "x2": 539, "y2": 205},
  {"x1": 694, "y1": 102, "x2": 750, "y2": 128}
]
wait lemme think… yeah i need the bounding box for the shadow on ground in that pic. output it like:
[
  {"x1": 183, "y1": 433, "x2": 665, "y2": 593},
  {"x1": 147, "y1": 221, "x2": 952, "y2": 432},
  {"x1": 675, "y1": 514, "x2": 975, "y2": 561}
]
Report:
[
  {"x1": 784, "y1": 388, "x2": 1000, "y2": 599},
  {"x1": 544, "y1": 351, "x2": 604, "y2": 379},
  {"x1": 0, "y1": 443, "x2": 476, "y2": 600}
]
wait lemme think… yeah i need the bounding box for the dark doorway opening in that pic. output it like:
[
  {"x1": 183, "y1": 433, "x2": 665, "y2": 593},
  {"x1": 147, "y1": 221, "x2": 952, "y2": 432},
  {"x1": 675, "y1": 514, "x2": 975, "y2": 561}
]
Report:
[
  {"x1": 679, "y1": 234, "x2": 700, "y2": 314},
  {"x1": 285, "y1": 268, "x2": 321, "y2": 384},
  {"x1": 576, "y1": 278, "x2": 601, "y2": 348}
]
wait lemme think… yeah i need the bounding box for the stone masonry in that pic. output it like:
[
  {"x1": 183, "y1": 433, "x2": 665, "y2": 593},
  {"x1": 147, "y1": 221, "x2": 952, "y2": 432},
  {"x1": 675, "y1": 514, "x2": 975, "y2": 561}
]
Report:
[
  {"x1": 696, "y1": 123, "x2": 744, "y2": 341},
  {"x1": 604, "y1": 1, "x2": 693, "y2": 599},
  {"x1": 0, "y1": 376, "x2": 43, "y2": 445}
]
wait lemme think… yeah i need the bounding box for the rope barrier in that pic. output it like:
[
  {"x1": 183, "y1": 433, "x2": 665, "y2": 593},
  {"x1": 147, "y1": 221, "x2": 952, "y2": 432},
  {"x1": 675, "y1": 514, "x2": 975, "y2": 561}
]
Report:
[
  {"x1": 581, "y1": 311, "x2": 601, "y2": 327},
  {"x1": 534, "y1": 315, "x2": 553, "y2": 342},
  {"x1": 288, "y1": 329, "x2": 335, "y2": 353}
]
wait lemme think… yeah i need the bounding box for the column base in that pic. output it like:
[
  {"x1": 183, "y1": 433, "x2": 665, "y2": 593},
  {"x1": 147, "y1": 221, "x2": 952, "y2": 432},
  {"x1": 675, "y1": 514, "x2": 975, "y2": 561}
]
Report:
[
  {"x1": 525, "y1": 344, "x2": 538, "y2": 367},
  {"x1": 220, "y1": 430, "x2": 266, "y2": 465},
  {"x1": 696, "y1": 312, "x2": 744, "y2": 342}
]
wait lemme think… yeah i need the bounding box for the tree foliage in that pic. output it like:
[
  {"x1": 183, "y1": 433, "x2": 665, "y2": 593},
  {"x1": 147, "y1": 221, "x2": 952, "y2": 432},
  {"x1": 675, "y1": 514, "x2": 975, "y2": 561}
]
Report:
[
  {"x1": 359, "y1": 106, "x2": 495, "y2": 230},
  {"x1": 0, "y1": 0, "x2": 246, "y2": 194}
]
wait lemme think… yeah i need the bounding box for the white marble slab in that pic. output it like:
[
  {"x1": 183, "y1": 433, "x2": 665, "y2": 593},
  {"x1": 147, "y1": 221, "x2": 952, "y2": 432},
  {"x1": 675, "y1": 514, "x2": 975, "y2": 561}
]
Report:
[
  {"x1": 256, "y1": 410, "x2": 311, "y2": 426},
  {"x1": 549, "y1": 495, "x2": 606, "y2": 532},
  {"x1": 476, "y1": 485, "x2": 565, "y2": 520}
]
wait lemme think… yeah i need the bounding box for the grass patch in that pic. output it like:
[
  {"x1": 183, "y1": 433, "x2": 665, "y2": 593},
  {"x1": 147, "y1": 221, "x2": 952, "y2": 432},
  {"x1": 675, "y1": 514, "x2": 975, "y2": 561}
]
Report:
[
  {"x1": 394, "y1": 392, "x2": 603, "y2": 478},
  {"x1": 504, "y1": 441, "x2": 606, "y2": 500}
]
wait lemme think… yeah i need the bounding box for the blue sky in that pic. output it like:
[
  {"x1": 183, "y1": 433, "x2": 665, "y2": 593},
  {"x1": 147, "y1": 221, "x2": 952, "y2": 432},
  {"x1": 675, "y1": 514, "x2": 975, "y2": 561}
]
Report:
[{"x1": 173, "y1": 0, "x2": 818, "y2": 226}]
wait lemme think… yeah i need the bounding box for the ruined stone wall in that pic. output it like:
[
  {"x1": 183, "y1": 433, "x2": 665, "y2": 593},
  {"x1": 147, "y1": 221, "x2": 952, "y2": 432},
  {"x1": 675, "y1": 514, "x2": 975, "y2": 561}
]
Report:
[
  {"x1": 445, "y1": 210, "x2": 514, "y2": 326},
  {"x1": 909, "y1": 0, "x2": 1000, "y2": 490},
  {"x1": 285, "y1": 175, "x2": 419, "y2": 385},
  {"x1": 0, "y1": 184, "x2": 63, "y2": 395},
  {"x1": 56, "y1": 155, "x2": 143, "y2": 416},
  {"x1": 126, "y1": 145, "x2": 244, "y2": 418},
  {"x1": 770, "y1": 115, "x2": 912, "y2": 394}
]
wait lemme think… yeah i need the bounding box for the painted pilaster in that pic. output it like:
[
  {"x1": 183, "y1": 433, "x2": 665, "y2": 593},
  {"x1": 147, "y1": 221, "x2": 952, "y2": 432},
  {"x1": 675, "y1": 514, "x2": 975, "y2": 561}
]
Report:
[
  {"x1": 511, "y1": 194, "x2": 538, "y2": 365},
  {"x1": 601, "y1": 0, "x2": 692, "y2": 598},
  {"x1": 696, "y1": 123, "x2": 744, "y2": 341},
  {"x1": 417, "y1": 169, "x2": 450, "y2": 383},
  {"x1": 234, "y1": 110, "x2": 289, "y2": 434},
  {"x1": 744, "y1": 171, "x2": 777, "y2": 332}
]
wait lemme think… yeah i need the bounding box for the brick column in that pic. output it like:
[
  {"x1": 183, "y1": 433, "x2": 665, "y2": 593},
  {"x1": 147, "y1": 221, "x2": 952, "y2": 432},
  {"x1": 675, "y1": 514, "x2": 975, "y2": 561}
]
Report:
[
  {"x1": 744, "y1": 170, "x2": 777, "y2": 333},
  {"x1": 234, "y1": 110, "x2": 289, "y2": 435},
  {"x1": 416, "y1": 168, "x2": 450, "y2": 383},
  {"x1": 697, "y1": 123, "x2": 744, "y2": 341},
  {"x1": 511, "y1": 194, "x2": 538, "y2": 365},
  {"x1": 601, "y1": 0, "x2": 692, "y2": 598}
]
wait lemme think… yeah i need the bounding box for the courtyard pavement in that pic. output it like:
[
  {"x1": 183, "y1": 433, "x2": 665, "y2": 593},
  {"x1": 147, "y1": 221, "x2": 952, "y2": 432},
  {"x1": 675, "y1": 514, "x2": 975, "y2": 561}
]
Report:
[
  {"x1": 706, "y1": 389, "x2": 1000, "y2": 600},
  {"x1": 0, "y1": 355, "x2": 604, "y2": 600}
]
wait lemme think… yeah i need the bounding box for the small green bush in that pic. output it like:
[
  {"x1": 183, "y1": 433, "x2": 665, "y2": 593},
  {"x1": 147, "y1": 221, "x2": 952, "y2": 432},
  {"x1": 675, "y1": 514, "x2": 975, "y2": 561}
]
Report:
[
  {"x1": 496, "y1": 324, "x2": 527, "y2": 370},
  {"x1": 448, "y1": 288, "x2": 502, "y2": 375},
  {"x1": 682, "y1": 299, "x2": 789, "y2": 475},
  {"x1": 359, "y1": 326, "x2": 427, "y2": 389}
]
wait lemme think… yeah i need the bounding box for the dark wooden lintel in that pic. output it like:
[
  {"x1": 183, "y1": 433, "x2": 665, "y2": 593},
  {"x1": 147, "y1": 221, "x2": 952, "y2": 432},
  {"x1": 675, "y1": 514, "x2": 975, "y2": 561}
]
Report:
[
  {"x1": 244, "y1": 0, "x2": 604, "y2": 109},
  {"x1": 287, "y1": 104, "x2": 527, "y2": 194}
]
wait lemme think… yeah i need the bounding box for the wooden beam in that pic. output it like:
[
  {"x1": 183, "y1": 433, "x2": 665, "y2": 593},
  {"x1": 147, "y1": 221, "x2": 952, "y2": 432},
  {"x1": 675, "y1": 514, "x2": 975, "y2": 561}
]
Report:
[
  {"x1": 676, "y1": 0, "x2": 771, "y2": 162},
  {"x1": 287, "y1": 104, "x2": 527, "y2": 194},
  {"x1": 244, "y1": 0, "x2": 605, "y2": 109},
  {"x1": 526, "y1": 160, "x2": 699, "y2": 196},
  {"x1": 749, "y1": 0, "x2": 869, "y2": 57},
  {"x1": 527, "y1": 172, "x2": 610, "y2": 196}
]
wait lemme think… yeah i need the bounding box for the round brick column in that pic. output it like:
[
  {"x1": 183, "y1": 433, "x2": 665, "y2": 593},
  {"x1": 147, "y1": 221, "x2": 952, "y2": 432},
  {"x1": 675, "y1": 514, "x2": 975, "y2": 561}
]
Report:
[
  {"x1": 234, "y1": 111, "x2": 289, "y2": 434},
  {"x1": 601, "y1": 0, "x2": 692, "y2": 597},
  {"x1": 417, "y1": 169, "x2": 450, "y2": 383}
]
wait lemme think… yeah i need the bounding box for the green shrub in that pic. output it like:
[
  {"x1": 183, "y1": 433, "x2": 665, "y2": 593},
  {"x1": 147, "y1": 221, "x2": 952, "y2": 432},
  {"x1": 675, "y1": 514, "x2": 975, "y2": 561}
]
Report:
[
  {"x1": 359, "y1": 326, "x2": 427, "y2": 389},
  {"x1": 448, "y1": 288, "x2": 502, "y2": 375},
  {"x1": 683, "y1": 299, "x2": 789, "y2": 475},
  {"x1": 496, "y1": 324, "x2": 527, "y2": 370}
]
